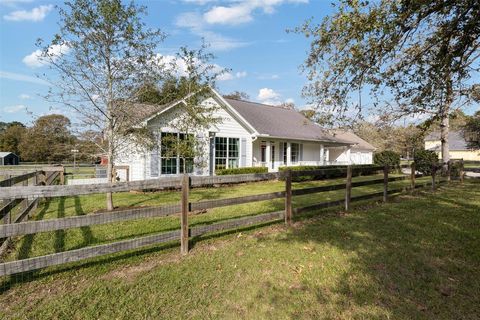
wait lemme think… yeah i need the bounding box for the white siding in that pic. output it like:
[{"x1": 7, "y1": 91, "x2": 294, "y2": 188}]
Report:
[{"x1": 117, "y1": 96, "x2": 253, "y2": 180}]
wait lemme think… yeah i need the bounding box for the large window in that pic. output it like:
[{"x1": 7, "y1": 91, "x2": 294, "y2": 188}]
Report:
[
  {"x1": 159, "y1": 132, "x2": 194, "y2": 175},
  {"x1": 291, "y1": 143, "x2": 300, "y2": 163},
  {"x1": 215, "y1": 137, "x2": 240, "y2": 170}
]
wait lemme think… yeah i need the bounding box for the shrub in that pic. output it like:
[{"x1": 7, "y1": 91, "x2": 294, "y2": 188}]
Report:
[
  {"x1": 216, "y1": 167, "x2": 268, "y2": 175},
  {"x1": 279, "y1": 164, "x2": 381, "y2": 182},
  {"x1": 373, "y1": 150, "x2": 400, "y2": 168},
  {"x1": 414, "y1": 150, "x2": 439, "y2": 175}
]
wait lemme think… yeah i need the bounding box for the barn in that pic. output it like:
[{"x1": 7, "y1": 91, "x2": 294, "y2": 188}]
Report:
[{"x1": 0, "y1": 152, "x2": 19, "y2": 166}]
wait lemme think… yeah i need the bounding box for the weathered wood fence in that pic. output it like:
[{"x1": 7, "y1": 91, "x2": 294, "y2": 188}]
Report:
[
  {"x1": 0, "y1": 169, "x2": 63, "y2": 257},
  {"x1": 0, "y1": 164, "x2": 450, "y2": 277}
]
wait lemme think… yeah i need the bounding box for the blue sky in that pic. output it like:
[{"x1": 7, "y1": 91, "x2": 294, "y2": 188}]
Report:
[{"x1": 1, "y1": 0, "x2": 334, "y2": 124}]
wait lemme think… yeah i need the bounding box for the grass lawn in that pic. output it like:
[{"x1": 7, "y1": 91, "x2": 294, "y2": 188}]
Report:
[{"x1": 1, "y1": 179, "x2": 479, "y2": 319}]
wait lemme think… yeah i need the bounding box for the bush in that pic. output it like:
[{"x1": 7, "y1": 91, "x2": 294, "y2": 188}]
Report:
[
  {"x1": 216, "y1": 167, "x2": 268, "y2": 175},
  {"x1": 373, "y1": 150, "x2": 400, "y2": 168},
  {"x1": 414, "y1": 150, "x2": 439, "y2": 175},
  {"x1": 279, "y1": 164, "x2": 381, "y2": 182}
]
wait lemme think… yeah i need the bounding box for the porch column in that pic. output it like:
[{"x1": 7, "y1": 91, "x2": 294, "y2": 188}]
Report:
[
  {"x1": 325, "y1": 149, "x2": 330, "y2": 165},
  {"x1": 265, "y1": 142, "x2": 271, "y2": 167},
  {"x1": 320, "y1": 144, "x2": 325, "y2": 165},
  {"x1": 346, "y1": 147, "x2": 352, "y2": 164},
  {"x1": 286, "y1": 142, "x2": 291, "y2": 166}
]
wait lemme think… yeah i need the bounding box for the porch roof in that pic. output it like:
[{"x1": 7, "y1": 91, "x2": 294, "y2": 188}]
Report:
[{"x1": 224, "y1": 98, "x2": 351, "y2": 144}]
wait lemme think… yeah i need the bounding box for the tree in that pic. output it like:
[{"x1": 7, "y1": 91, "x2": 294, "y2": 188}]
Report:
[
  {"x1": 223, "y1": 91, "x2": 250, "y2": 101},
  {"x1": 463, "y1": 111, "x2": 480, "y2": 149},
  {"x1": 0, "y1": 123, "x2": 26, "y2": 156},
  {"x1": 296, "y1": 0, "x2": 480, "y2": 170},
  {"x1": 159, "y1": 45, "x2": 225, "y2": 174},
  {"x1": 19, "y1": 114, "x2": 75, "y2": 162},
  {"x1": 40, "y1": 0, "x2": 166, "y2": 210}
]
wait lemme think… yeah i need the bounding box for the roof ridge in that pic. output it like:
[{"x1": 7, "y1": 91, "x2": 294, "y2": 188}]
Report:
[{"x1": 224, "y1": 97, "x2": 291, "y2": 110}]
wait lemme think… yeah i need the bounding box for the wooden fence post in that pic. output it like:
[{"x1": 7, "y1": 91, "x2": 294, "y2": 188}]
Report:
[
  {"x1": 410, "y1": 162, "x2": 416, "y2": 191},
  {"x1": 181, "y1": 174, "x2": 189, "y2": 255},
  {"x1": 460, "y1": 159, "x2": 464, "y2": 184},
  {"x1": 60, "y1": 167, "x2": 65, "y2": 185},
  {"x1": 383, "y1": 166, "x2": 388, "y2": 202},
  {"x1": 285, "y1": 169, "x2": 292, "y2": 225},
  {"x1": 431, "y1": 165, "x2": 436, "y2": 192},
  {"x1": 447, "y1": 160, "x2": 452, "y2": 182},
  {"x1": 345, "y1": 165, "x2": 352, "y2": 211}
]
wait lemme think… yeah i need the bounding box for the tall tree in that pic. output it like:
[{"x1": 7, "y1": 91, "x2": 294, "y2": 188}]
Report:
[
  {"x1": 463, "y1": 111, "x2": 480, "y2": 149},
  {"x1": 0, "y1": 123, "x2": 26, "y2": 156},
  {"x1": 296, "y1": 0, "x2": 480, "y2": 169},
  {"x1": 40, "y1": 0, "x2": 166, "y2": 210},
  {"x1": 19, "y1": 114, "x2": 75, "y2": 162}
]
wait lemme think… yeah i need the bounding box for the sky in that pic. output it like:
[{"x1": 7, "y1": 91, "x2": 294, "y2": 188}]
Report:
[{"x1": 0, "y1": 0, "x2": 335, "y2": 125}]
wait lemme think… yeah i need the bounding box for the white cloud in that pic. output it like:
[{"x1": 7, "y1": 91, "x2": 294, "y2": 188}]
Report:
[
  {"x1": 23, "y1": 43, "x2": 70, "y2": 68},
  {"x1": 285, "y1": 98, "x2": 295, "y2": 104},
  {"x1": 235, "y1": 71, "x2": 247, "y2": 78},
  {"x1": 3, "y1": 104, "x2": 26, "y2": 113},
  {"x1": 175, "y1": 12, "x2": 249, "y2": 51},
  {"x1": 217, "y1": 70, "x2": 247, "y2": 81},
  {"x1": 0, "y1": 70, "x2": 48, "y2": 85},
  {"x1": 3, "y1": 4, "x2": 53, "y2": 22},
  {"x1": 257, "y1": 73, "x2": 280, "y2": 80},
  {"x1": 203, "y1": 0, "x2": 308, "y2": 26},
  {"x1": 19, "y1": 93, "x2": 31, "y2": 99},
  {"x1": 257, "y1": 87, "x2": 282, "y2": 105}
]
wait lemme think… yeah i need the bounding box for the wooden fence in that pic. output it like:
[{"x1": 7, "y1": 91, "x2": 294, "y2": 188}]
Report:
[
  {"x1": 0, "y1": 164, "x2": 452, "y2": 277},
  {"x1": 0, "y1": 169, "x2": 62, "y2": 257}
]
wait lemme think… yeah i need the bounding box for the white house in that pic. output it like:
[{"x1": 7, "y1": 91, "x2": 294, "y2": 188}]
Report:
[
  {"x1": 116, "y1": 89, "x2": 374, "y2": 181},
  {"x1": 330, "y1": 130, "x2": 376, "y2": 165}
]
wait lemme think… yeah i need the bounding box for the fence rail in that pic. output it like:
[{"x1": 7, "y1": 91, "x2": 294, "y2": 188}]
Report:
[{"x1": 0, "y1": 163, "x2": 455, "y2": 277}]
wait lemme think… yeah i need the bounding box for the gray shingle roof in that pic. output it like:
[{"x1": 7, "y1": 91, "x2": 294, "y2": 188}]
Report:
[
  {"x1": 331, "y1": 130, "x2": 376, "y2": 151},
  {"x1": 225, "y1": 98, "x2": 350, "y2": 144},
  {"x1": 425, "y1": 131, "x2": 470, "y2": 151}
]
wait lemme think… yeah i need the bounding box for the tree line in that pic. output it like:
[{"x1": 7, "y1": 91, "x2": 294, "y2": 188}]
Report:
[{"x1": 0, "y1": 114, "x2": 100, "y2": 163}]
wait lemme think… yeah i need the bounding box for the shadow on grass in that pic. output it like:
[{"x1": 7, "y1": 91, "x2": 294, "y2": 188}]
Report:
[
  {"x1": 2, "y1": 182, "x2": 479, "y2": 318},
  {"x1": 74, "y1": 196, "x2": 96, "y2": 247}
]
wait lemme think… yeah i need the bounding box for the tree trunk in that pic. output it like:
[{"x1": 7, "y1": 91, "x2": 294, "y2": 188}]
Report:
[
  {"x1": 440, "y1": 76, "x2": 453, "y2": 172},
  {"x1": 106, "y1": 129, "x2": 114, "y2": 211}
]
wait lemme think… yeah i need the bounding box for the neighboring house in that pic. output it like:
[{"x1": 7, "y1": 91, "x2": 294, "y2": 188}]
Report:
[
  {"x1": 0, "y1": 152, "x2": 19, "y2": 166},
  {"x1": 424, "y1": 131, "x2": 480, "y2": 161},
  {"x1": 116, "y1": 88, "x2": 367, "y2": 180},
  {"x1": 330, "y1": 130, "x2": 376, "y2": 164}
]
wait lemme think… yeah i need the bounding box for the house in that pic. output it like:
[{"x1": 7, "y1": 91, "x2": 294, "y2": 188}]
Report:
[
  {"x1": 424, "y1": 130, "x2": 480, "y2": 161},
  {"x1": 0, "y1": 152, "x2": 19, "y2": 166},
  {"x1": 330, "y1": 130, "x2": 376, "y2": 164},
  {"x1": 116, "y1": 89, "x2": 369, "y2": 180}
]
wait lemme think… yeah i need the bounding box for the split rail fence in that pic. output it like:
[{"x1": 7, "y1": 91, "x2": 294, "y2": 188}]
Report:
[{"x1": 0, "y1": 163, "x2": 456, "y2": 277}]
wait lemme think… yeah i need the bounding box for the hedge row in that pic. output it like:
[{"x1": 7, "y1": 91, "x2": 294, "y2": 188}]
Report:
[
  {"x1": 215, "y1": 167, "x2": 268, "y2": 175},
  {"x1": 279, "y1": 164, "x2": 382, "y2": 181}
]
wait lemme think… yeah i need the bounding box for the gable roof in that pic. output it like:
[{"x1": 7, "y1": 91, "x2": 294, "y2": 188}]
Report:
[
  {"x1": 330, "y1": 130, "x2": 376, "y2": 151},
  {"x1": 224, "y1": 98, "x2": 350, "y2": 144},
  {"x1": 0, "y1": 152, "x2": 16, "y2": 158},
  {"x1": 425, "y1": 131, "x2": 471, "y2": 151}
]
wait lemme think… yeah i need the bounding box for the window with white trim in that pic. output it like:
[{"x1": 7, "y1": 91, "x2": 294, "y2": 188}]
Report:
[
  {"x1": 215, "y1": 137, "x2": 240, "y2": 170},
  {"x1": 291, "y1": 143, "x2": 300, "y2": 163}
]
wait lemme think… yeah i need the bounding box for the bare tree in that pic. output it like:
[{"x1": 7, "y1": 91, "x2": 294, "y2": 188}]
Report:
[{"x1": 39, "y1": 0, "x2": 166, "y2": 210}]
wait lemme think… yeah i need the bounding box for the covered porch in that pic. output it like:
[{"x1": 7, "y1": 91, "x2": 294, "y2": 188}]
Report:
[{"x1": 252, "y1": 138, "x2": 352, "y2": 172}]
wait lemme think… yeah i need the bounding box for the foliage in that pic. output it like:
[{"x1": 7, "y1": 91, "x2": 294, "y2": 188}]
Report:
[
  {"x1": 295, "y1": 0, "x2": 480, "y2": 165},
  {"x1": 18, "y1": 115, "x2": 76, "y2": 163},
  {"x1": 0, "y1": 123, "x2": 26, "y2": 157},
  {"x1": 216, "y1": 167, "x2": 268, "y2": 175},
  {"x1": 279, "y1": 164, "x2": 380, "y2": 181},
  {"x1": 373, "y1": 150, "x2": 400, "y2": 168},
  {"x1": 414, "y1": 150, "x2": 439, "y2": 175},
  {"x1": 223, "y1": 91, "x2": 250, "y2": 101},
  {"x1": 463, "y1": 110, "x2": 480, "y2": 149}
]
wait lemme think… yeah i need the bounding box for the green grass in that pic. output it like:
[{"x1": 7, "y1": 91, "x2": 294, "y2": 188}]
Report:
[{"x1": 1, "y1": 179, "x2": 479, "y2": 319}]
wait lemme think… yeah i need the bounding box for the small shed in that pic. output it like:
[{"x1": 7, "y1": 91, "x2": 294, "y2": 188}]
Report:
[{"x1": 0, "y1": 152, "x2": 19, "y2": 166}]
